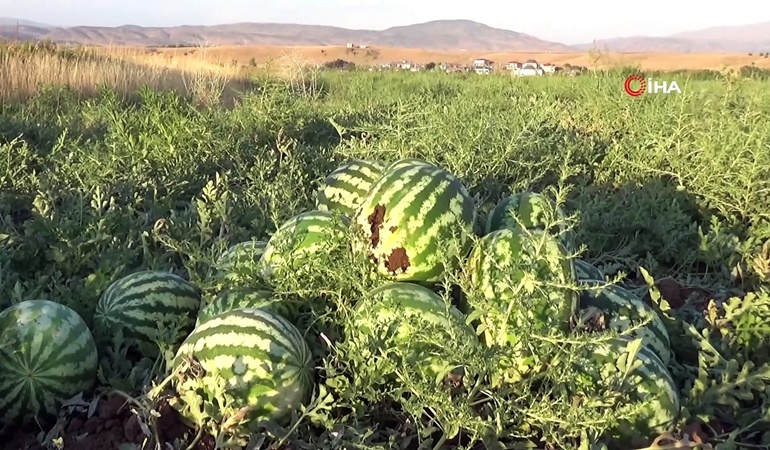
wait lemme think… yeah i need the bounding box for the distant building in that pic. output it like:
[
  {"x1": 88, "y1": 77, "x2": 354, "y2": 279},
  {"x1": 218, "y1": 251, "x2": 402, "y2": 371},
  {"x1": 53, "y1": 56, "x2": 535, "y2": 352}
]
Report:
[
  {"x1": 516, "y1": 59, "x2": 543, "y2": 76},
  {"x1": 472, "y1": 58, "x2": 494, "y2": 68},
  {"x1": 505, "y1": 61, "x2": 522, "y2": 71},
  {"x1": 346, "y1": 42, "x2": 354, "y2": 48}
]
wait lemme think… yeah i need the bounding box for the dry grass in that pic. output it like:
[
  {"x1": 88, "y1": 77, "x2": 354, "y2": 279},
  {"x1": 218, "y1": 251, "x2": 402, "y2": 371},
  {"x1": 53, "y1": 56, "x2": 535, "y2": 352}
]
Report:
[
  {"x1": 0, "y1": 42, "x2": 256, "y2": 106},
  {"x1": 138, "y1": 44, "x2": 770, "y2": 71}
]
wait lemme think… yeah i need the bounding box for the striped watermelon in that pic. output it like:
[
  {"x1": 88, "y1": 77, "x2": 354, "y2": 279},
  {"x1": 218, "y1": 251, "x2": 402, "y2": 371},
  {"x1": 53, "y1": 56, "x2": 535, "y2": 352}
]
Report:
[
  {"x1": 465, "y1": 228, "x2": 578, "y2": 346},
  {"x1": 349, "y1": 282, "x2": 476, "y2": 377},
  {"x1": 196, "y1": 288, "x2": 286, "y2": 326},
  {"x1": 316, "y1": 159, "x2": 385, "y2": 217},
  {"x1": 211, "y1": 240, "x2": 268, "y2": 287},
  {"x1": 172, "y1": 307, "x2": 314, "y2": 429},
  {"x1": 574, "y1": 259, "x2": 604, "y2": 281},
  {"x1": 579, "y1": 336, "x2": 679, "y2": 446},
  {"x1": 92, "y1": 270, "x2": 202, "y2": 358},
  {"x1": 0, "y1": 300, "x2": 98, "y2": 425},
  {"x1": 578, "y1": 280, "x2": 671, "y2": 366},
  {"x1": 484, "y1": 192, "x2": 573, "y2": 249},
  {"x1": 352, "y1": 158, "x2": 476, "y2": 282},
  {"x1": 261, "y1": 210, "x2": 351, "y2": 281}
]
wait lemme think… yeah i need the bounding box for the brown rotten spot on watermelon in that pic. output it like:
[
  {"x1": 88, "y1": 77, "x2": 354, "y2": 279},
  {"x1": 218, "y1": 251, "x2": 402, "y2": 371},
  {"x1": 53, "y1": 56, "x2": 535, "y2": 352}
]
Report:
[
  {"x1": 384, "y1": 247, "x2": 410, "y2": 275},
  {"x1": 367, "y1": 204, "x2": 386, "y2": 248}
]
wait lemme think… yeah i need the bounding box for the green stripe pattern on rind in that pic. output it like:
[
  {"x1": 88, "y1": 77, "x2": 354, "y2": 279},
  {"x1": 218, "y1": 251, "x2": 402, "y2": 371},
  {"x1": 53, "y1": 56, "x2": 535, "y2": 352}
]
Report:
[
  {"x1": 0, "y1": 300, "x2": 98, "y2": 425},
  {"x1": 172, "y1": 307, "x2": 314, "y2": 427},
  {"x1": 261, "y1": 210, "x2": 351, "y2": 280},
  {"x1": 316, "y1": 159, "x2": 385, "y2": 217},
  {"x1": 582, "y1": 336, "x2": 679, "y2": 445},
  {"x1": 197, "y1": 289, "x2": 282, "y2": 326},
  {"x1": 350, "y1": 282, "x2": 476, "y2": 378},
  {"x1": 574, "y1": 259, "x2": 604, "y2": 281},
  {"x1": 579, "y1": 280, "x2": 671, "y2": 366},
  {"x1": 484, "y1": 192, "x2": 574, "y2": 250},
  {"x1": 92, "y1": 270, "x2": 202, "y2": 358},
  {"x1": 354, "y1": 282, "x2": 473, "y2": 339},
  {"x1": 352, "y1": 158, "x2": 477, "y2": 282},
  {"x1": 466, "y1": 228, "x2": 578, "y2": 343}
]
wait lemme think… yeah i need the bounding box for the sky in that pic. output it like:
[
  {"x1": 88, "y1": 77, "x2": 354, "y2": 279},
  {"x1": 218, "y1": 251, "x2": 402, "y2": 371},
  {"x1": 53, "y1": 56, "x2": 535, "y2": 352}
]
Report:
[{"x1": 2, "y1": 0, "x2": 769, "y2": 44}]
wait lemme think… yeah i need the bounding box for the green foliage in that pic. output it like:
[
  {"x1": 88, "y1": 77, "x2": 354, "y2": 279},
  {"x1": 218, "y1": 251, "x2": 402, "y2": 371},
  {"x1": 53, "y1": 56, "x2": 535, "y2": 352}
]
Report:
[{"x1": 2, "y1": 69, "x2": 770, "y2": 449}]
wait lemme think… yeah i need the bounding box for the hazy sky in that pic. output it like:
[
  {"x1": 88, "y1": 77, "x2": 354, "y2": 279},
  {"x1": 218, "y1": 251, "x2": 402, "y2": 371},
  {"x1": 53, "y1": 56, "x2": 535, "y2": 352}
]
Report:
[{"x1": 2, "y1": 0, "x2": 769, "y2": 44}]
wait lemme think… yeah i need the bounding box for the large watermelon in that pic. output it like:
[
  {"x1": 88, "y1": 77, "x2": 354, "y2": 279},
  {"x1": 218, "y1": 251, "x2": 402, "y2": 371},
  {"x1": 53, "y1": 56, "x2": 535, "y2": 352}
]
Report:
[
  {"x1": 465, "y1": 228, "x2": 578, "y2": 346},
  {"x1": 261, "y1": 210, "x2": 351, "y2": 281},
  {"x1": 171, "y1": 307, "x2": 314, "y2": 429},
  {"x1": 92, "y1": 270, "x2": 202, "y2": 358},
  {"x1": 196, "y1": 288, "x2": 287, "y2": 326},
  {"x1": 0, "y1": 300, "x2": 98, "y2": 425},
  {"x1": 349, "y1": 282, "x2": 476, "y2": 378},
  {"x1": 352, "y1": 158, "x2": 476, "y2": 282},
  {"x1": 578, "y1": 280, "x2": 671, "y2": 366},
  {"x1": 316, "y1": 159, "x2": 385, "y2": 217},
  {"x1": 484, "y1": 192, "x2": 573, "y2": 249},
  {"x1": 578, "y1": 336, "x2": 679, "y2": 447}
]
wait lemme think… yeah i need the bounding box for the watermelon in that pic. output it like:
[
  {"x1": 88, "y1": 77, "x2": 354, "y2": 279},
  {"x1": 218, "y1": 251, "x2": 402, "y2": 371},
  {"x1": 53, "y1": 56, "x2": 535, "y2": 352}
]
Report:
[
  {"x1": 465, "y1": 228, "x2": 578, "y2": 346},
  {"x1": 92, "y1": 270, "x2": 202, "y2": 358},
  {"x1": 316, "y1": 159, "x2": 385, "y2": 217},
  {"x1": 574, "y1": 259, "x2": 604, "y2": 281},
  {"x1": 352, "y1": 158, "x2": 476, "y2": 282},
  {"x1": 197, "y1": 288, "x2": 286, "y2": 326},
  {"x1": 484, "y1": 192, "x2": 573, "y2": 249},
  {"x1": 579, "y1": 336, "x2": 679, "y2": 446},
  {"x1": 261, "y1": 210, "x2": 351, "y2": 281},
  {"x1": 349, "y1": 282, "x2": 476, "y2": 378},
  {"x1": 171, "y1": 307, "x2": 314, "y2": 429},
  {"x1": 211, "y1": 240, "x2": 268, "y2": 287},
  {"x1": 578, "y1": 280, "x2": 671, "y2": 366},
  {"x1": 0, "y1": 300, "x2": 98, "y2": 425}
]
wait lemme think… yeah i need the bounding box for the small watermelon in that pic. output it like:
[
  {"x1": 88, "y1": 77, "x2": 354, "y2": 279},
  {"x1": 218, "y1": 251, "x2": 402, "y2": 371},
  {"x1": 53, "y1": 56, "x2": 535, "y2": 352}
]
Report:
[
  {"x1": 0, "y1": 300, "x2": 98, "y2": 425},
  {"x1": 465, "y1": 228, "x2": 578, "y2": 346},
  {"x1": 316, "y1": 159, "x2": 385, "y2": 217},
  {"x1": 261, "y1": 210, "x2": 351, "y2": 282},
  {"x1": 574, "y1": 259, "x2": 604, "y2": 281},
  {"x1": 349, "y1": 282, "x2": 476, "y2": 378},
  {"x1": 578, "y1": 336, "x2": 679, "y2": 447},
  {"x1": 578, "y1": 280, "x2": 671, "y2": 366},
  {"x1": 484, "y1": 191, "x2": 573, "y2": 249},
  {"x1": 211, "y1": 240, "x2": 268, "y2": 287},
  {"x1": 92, "y1": 270, "x2": 202, "y2": 358},
  {"x1": 197, "y1": 288, "x2": 287, "y2": 326}
]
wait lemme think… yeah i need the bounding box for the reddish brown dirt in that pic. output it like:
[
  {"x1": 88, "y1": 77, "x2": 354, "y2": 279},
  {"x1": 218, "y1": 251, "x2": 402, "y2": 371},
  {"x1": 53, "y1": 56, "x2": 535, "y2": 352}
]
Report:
[{"x1": 0, "y1": 394, "x2": 214, "y2": 450}]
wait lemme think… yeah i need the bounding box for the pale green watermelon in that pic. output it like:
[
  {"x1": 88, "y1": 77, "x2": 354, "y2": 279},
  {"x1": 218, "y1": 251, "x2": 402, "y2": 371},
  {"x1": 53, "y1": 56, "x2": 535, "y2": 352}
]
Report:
[
  {"x1": 465, "y1": 228, "x2": 578, "y2": 347},
  {"x1": 349, "y1": 282, "x2": 476, "y2": 378},
  {"x1": 578, "y1": 336, "x2": 679, "y2": 447},
  {"x1": 484, "y1": 191, "x2": 573, "y2": 249},
  {"x1": 261, "y1": 210, "x2": 351, "y2": 281},
  {"x1": 196, "y1": 288, "x2": 287, "y2": 326}
]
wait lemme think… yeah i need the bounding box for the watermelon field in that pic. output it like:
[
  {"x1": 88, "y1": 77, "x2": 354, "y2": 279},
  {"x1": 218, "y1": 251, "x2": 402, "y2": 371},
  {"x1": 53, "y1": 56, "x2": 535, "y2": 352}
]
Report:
[{"x1": 1, "y1": 65, "x2": 770, "y2": 450}]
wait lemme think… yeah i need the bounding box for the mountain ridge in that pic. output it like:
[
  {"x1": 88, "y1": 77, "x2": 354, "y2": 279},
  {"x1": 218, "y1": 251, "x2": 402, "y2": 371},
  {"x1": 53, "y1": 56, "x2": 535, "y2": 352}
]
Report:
[{"x1": 1, "y1": 17, "x2": 769, "y2": 53}]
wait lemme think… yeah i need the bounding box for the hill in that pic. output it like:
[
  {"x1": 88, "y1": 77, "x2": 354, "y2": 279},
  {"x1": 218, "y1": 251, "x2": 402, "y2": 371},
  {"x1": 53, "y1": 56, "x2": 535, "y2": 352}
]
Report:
[
  {"x1": 0, "y1": 19, "x2": 571, "y2": 52},
  {"x1": 574, "y1": 21, "x2": 770, "y2": 53}
]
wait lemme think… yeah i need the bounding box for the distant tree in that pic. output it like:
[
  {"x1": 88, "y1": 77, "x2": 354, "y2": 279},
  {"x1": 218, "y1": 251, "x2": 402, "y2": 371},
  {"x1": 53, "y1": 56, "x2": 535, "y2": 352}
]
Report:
[
  {"x1": 425, "y1": 62, "x2": 436, "y2": 70},
  {"x1": 248, "y1": 57, "x2": 257, "y2": 67}
]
